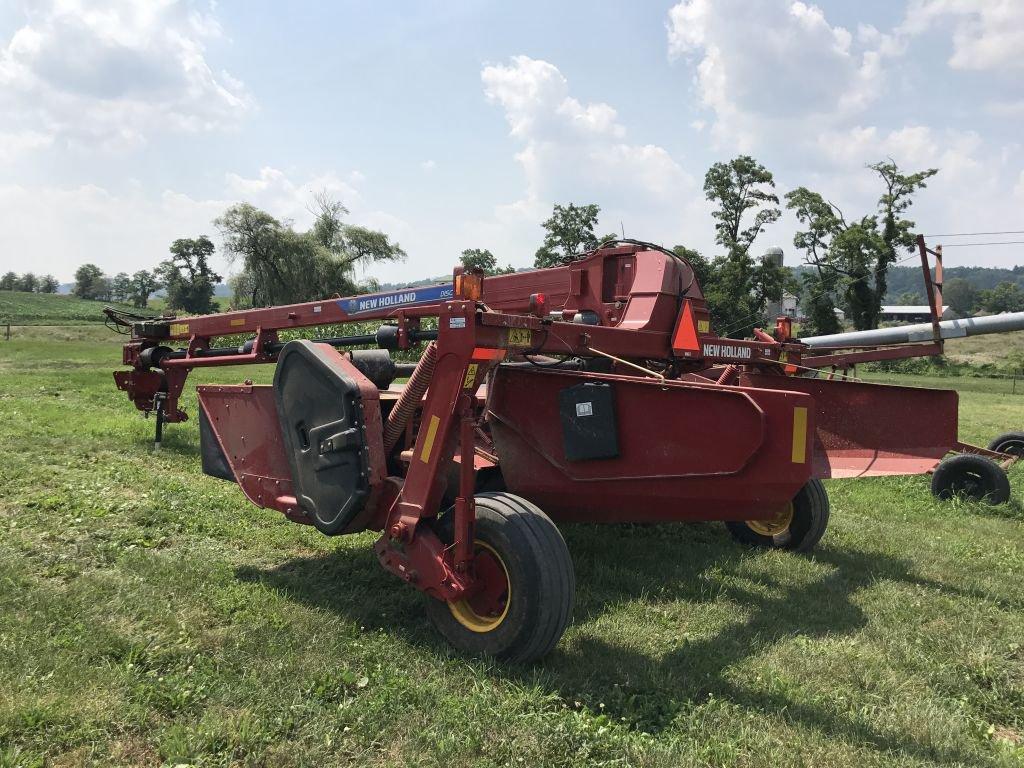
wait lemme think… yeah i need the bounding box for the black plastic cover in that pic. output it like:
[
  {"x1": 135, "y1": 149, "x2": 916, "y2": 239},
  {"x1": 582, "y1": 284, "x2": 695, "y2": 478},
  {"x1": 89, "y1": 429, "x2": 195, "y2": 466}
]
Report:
[
  {"x1": 274, "y1": 340, "x2": 369, "y2": 535},
  {"x1": 199, "y1": 406, "x2": 234, "y2": 482},
  {"x1": 558, "y1": 381, "x2": 619, "y2": 461},
  {"x1": 132, "y1": 321, "x2": 170, "y2": 338},
  {"x1": 349, "y1": 349, "x2": 396, "y2": 389}
]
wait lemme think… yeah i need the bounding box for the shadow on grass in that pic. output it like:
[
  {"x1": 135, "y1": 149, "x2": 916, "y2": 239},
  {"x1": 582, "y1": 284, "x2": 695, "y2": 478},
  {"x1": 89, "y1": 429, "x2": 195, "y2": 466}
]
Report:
[{"x1": 236, "y1": 521, "x2": 987, "y2": 764}]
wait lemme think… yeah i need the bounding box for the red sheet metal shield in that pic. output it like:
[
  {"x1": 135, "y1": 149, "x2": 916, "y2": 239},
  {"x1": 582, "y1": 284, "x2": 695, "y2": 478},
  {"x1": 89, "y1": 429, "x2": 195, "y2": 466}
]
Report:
[
  {"x1": 487, "y1": 367, "x2": 814, "y2": 523},
  {"x1": 196, "y1": 385, "x2": 302, "y2": 518},
  {"x1": 740, "y1": 373, "x2": 959, "y2": 478}
]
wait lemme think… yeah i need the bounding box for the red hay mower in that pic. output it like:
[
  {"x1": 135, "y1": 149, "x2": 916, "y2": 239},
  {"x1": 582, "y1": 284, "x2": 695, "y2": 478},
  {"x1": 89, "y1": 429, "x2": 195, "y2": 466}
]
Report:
[{"x1": 108, "y1": 237, "x2": 1020, "y2": 662}]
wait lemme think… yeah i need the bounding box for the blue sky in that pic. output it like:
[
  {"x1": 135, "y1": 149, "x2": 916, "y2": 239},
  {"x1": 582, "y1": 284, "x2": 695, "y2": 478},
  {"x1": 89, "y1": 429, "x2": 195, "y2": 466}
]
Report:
[{"x1": 1, "y1": 0, "x2": 1023, "y2": 283}]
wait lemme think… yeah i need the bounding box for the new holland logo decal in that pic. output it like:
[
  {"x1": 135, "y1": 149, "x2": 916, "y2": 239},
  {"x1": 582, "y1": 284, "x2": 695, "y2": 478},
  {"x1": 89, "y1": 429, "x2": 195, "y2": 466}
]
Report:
[
  {"x1": 702, "y1": 343, "x2": 752, "y2": 359},
  {"x1": 342, "y1": 284, "x2": 454, "y2": 315}
]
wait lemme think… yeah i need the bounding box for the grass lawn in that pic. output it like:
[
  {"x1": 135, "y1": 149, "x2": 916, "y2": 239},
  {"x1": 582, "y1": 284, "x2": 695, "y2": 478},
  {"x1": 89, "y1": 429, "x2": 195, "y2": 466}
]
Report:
[
  {"x1": 944, "y1": 330, "x2": 1024, "y2": 371},
  {"x1": 1, "y1": 331, "x2": 1023, "y2": 767},
  {"x1": 0, "y1": 292, "x2": 145, "y2": 326}
]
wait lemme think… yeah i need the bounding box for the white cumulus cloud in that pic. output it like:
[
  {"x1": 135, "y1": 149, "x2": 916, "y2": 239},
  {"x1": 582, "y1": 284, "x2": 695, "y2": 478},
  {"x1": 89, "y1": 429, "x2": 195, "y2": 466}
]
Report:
[
  {"x1": 0, "y1": 167, "x2": 410, "y2": 281},
  {"x1": 0, "y1": 0, "x2": 253, "y2": 159},
  {"x1": 900, "y1": 0, "x2": 1024, "y2": 71},
  {"x1": 479, "y1": 55, "x2": 703, "y2": 251},
  {"x1": 666, "y1": 0, "x2": 887, "y2": 149}
]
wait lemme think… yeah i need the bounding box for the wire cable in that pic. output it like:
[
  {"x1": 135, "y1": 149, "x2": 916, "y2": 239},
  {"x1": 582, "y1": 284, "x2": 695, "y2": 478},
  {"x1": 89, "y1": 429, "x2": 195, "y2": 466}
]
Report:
[
  {"x1": 923, "y1": 230, "x2": 1024, "y2": 237},
  {"x1": 935, "y1": 241, "x2": 1024, "y2": 247}
]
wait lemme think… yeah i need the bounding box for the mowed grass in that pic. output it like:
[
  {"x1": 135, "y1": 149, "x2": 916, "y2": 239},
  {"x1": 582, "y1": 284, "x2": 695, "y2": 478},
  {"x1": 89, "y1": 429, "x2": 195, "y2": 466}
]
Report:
[
  {"x1": 0, "y1": 292, "x2": 144, "y2": 326},
  {"x1": 945, "y1": 329, "x2": 1024, "y2": 370},
  {"x1": 1, "y1": 333, "x2": 1023, "y2": 767}
]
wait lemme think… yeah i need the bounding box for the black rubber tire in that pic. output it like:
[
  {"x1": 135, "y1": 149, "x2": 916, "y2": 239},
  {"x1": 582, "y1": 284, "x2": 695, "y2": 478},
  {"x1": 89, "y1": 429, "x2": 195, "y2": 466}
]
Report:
[
  {"x1": 425, "y1": 492, "x2": 574, "y2": 663},
  {"x1": 987, "y1": 431, "x2": 1024, "y2": 457},
  {"x1": 725, "y1": 479, "x2": 830, "y2": 553},
  {"x1": 931, "y1": 454, "x2": 1011, "y2": 504}
]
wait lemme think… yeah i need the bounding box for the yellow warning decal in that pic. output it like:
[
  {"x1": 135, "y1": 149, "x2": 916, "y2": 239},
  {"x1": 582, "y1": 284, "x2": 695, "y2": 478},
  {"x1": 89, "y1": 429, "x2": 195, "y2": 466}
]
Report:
[
  {"x1": 463, "y1": 363, "x2": 479, "y2": 390},
  {"x1": 169, "y1": 323, "x2": 190, "y2": 336},
  {"x1": 697, "y1": 319, "x2": 710, "y2": 333},
  {"x1": 791, "y1": 407, "x2": 808, "y2": 464},
  {"x1": 230, "y1": 318, "x2": 246, "y2": 327},
  {"x1": 507, "y1": 328, "x2": 531, "y2": 348},
  {"x1": 419, "y1": 415, "x2": 441, "y2": 464}
]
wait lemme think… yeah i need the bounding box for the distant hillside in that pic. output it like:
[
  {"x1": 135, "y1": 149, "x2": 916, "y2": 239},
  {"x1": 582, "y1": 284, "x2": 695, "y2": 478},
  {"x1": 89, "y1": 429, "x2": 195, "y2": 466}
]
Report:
[
  {"x1": 377, "y1": 276, "x2": 449, "y2": 292},
  {"x1": 789, "y1": 264, "x2": 1024, "y2": 301},
  {"x1": 0, "y1": 291, "x2": 147, "y2": 325}
]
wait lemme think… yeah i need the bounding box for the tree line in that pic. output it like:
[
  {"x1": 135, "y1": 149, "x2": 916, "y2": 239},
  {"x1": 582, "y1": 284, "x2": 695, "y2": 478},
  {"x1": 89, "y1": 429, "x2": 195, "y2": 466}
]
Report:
[
  {"x1": 1, "y1": 272, "x2": 60, "y2": 294},
  {"x1": 70, "y1": 264, "x2": 161, "y2": 308},
  {"x1": 504, "y1": 155, "x2": 937, "y2": 337},
  {"x1": 58, "y1": 153, "x2": 940, "y2": 334},
  {"x1": 942, "y1": 278, "x2": 1024, "y2": 316},
  {"x1": 70, "y1": 239, "x2": 224, "y2": 314},
  {"x1": 64, "y1": 193, "x2": 410, "y2": 315}
]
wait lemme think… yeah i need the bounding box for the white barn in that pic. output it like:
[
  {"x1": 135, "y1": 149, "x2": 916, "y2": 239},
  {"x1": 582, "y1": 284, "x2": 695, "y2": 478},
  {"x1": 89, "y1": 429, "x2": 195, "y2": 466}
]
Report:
[{"x1": 878, "y1": 305, "x2": 953, "y2": 323}]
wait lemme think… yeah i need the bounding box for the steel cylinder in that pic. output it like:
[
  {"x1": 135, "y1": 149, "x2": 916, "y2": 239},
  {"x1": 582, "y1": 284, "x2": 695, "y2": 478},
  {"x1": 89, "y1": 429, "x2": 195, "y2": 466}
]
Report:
[{"x1": 800, "y1": 311, "x2": 1024, "y2": 348}]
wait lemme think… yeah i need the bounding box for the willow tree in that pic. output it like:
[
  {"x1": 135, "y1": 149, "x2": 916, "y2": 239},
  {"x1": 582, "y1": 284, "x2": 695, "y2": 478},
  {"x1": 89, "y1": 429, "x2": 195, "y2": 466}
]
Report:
[{"x1": 216, "y1": 193, "x2": 406, "y2": 308}]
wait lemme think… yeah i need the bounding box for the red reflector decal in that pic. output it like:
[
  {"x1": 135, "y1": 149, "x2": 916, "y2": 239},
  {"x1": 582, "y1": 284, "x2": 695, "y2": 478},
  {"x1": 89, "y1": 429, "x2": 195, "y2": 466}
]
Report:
[
  {"x1": 672, "y1": 301, "x2": 700, "y2": 353},
  {"x1": 471, "y1": 347, "x2": 506, "y2": 361}
]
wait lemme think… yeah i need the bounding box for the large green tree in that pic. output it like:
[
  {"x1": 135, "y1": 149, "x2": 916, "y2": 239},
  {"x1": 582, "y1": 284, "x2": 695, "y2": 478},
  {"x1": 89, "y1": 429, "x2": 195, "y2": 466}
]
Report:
[
  {"x1": 460, "y1": 248, "x2": 496, "y2": 273},
  {"x1": 217, "y1": 194, "x2": 406, "y2": 308},
  {"x1": 943, "y1": 277, "x2": 977, "y2": 317},
  {"x1": 73, "y1": 263, "x2": 105, "y2": 300},
  {"x1": 979, "y1": 282, "x2": 1024, "y2": 314},
  {"x1": 0, "y1": 272, "x2": 16, "y2": 290},
  {"x1": 157, "y1": 236, "x2": 221, "y2": 314},
  {"x1": 460, "y1": 248, "x2": 515, "y2": 276},
  {"x1": 16, "y1": 273, "x2": 37, "y2": 292},
  {"x1": 700, "y1": 156, "x2": 790, "y2": 338},
  {"x1": 111, "y1": 272, "x2": 132, "y2": 303},
  {"x1": 786, "y1": 161, "x2": 937, "y2": 331},
  {"x1": 129, "y1": 270, "x2": 161, "y2": 308},
  {"x1": 872, "y1": 160, "x2": 938, "y2": 322},
  {"x1": 39, "y1": 275, "x2": 60, "y2": 294},
  {"x1": 534, "y1": 203, "x2": 601, "y2": 268}
]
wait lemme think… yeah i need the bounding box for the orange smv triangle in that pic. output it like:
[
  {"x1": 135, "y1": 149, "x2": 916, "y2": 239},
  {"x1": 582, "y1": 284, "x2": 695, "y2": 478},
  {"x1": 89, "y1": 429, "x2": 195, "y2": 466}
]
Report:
[{"x1": 672, "y1": 300, "x2": 700, "y2": 353}]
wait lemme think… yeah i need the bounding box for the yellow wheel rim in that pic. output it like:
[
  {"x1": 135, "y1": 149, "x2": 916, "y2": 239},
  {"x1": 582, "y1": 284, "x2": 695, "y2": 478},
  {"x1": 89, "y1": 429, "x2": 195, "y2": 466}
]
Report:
[
  {"x1": 448, "y1": 541, "x2": 511, "y2": 633},
  {"x1": 746, "y1": 502, "x2": 794, "y2": 537}
]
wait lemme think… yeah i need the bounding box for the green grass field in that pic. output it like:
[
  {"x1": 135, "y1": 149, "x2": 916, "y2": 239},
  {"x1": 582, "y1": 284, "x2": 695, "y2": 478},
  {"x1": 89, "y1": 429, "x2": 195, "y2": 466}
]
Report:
[
  {"x1": 0, "y1": 291, "x2": 147, "y2": 326},
  {"x1": 1, "y1": 331, "x2": 1023, "y2": 767}
]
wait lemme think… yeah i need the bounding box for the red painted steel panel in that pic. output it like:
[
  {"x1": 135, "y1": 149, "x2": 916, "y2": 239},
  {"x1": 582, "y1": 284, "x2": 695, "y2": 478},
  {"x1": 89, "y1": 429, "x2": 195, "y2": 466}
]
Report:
[
  {"x1": 196, "y1": 385, "x2": 301, "y2": 518},
  {"x1": 740, "y1": 373, "x2": 959, "y2": 478},
  {"x1": 487, "y1": 367, "x2": 813, "y2": 523}
]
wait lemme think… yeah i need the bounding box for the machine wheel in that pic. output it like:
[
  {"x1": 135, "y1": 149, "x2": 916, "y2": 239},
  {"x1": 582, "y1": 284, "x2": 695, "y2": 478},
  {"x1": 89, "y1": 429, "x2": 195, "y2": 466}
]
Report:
[
  {"x1": 931, "y1": 454, "x2": 1010, "y2": 504},
  {"x1": 988, "y1": 431, "x2": 1024, "y2": 457},
  {"x1": 726, "y1": 479, "x2": 830, "y2": 553},
  {"x1": 425, "y1": 492, "x2": 574, "y2": 663}
]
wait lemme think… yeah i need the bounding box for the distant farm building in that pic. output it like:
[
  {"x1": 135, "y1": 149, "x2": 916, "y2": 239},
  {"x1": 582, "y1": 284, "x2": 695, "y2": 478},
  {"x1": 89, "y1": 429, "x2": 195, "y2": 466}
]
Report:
[
  {"x1": 879, "y1": 305, "x2": 953, "y2": 323},
  {"x1": 766, "y1": 290, "x2": 800, "y2": 319}
]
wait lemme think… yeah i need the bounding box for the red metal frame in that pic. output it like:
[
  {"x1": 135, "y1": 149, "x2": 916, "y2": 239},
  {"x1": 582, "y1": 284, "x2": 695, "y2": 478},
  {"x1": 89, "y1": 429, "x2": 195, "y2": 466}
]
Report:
[{"x1": 112, "y1": 240, "x2": 1014, "y2": 607}]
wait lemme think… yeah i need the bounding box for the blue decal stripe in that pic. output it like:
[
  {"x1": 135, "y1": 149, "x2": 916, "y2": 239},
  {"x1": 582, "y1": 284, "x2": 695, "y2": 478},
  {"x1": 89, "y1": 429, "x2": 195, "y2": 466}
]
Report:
[{"x1": 339, "y1": 284, "x2": 454, "y2": 315}]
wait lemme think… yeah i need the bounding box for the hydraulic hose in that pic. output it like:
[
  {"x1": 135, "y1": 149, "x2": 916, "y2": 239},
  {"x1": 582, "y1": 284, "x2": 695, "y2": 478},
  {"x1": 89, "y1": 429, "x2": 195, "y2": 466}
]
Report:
[{"x1": 383, "y1": 341, "x2": 438, "y2": 453}]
